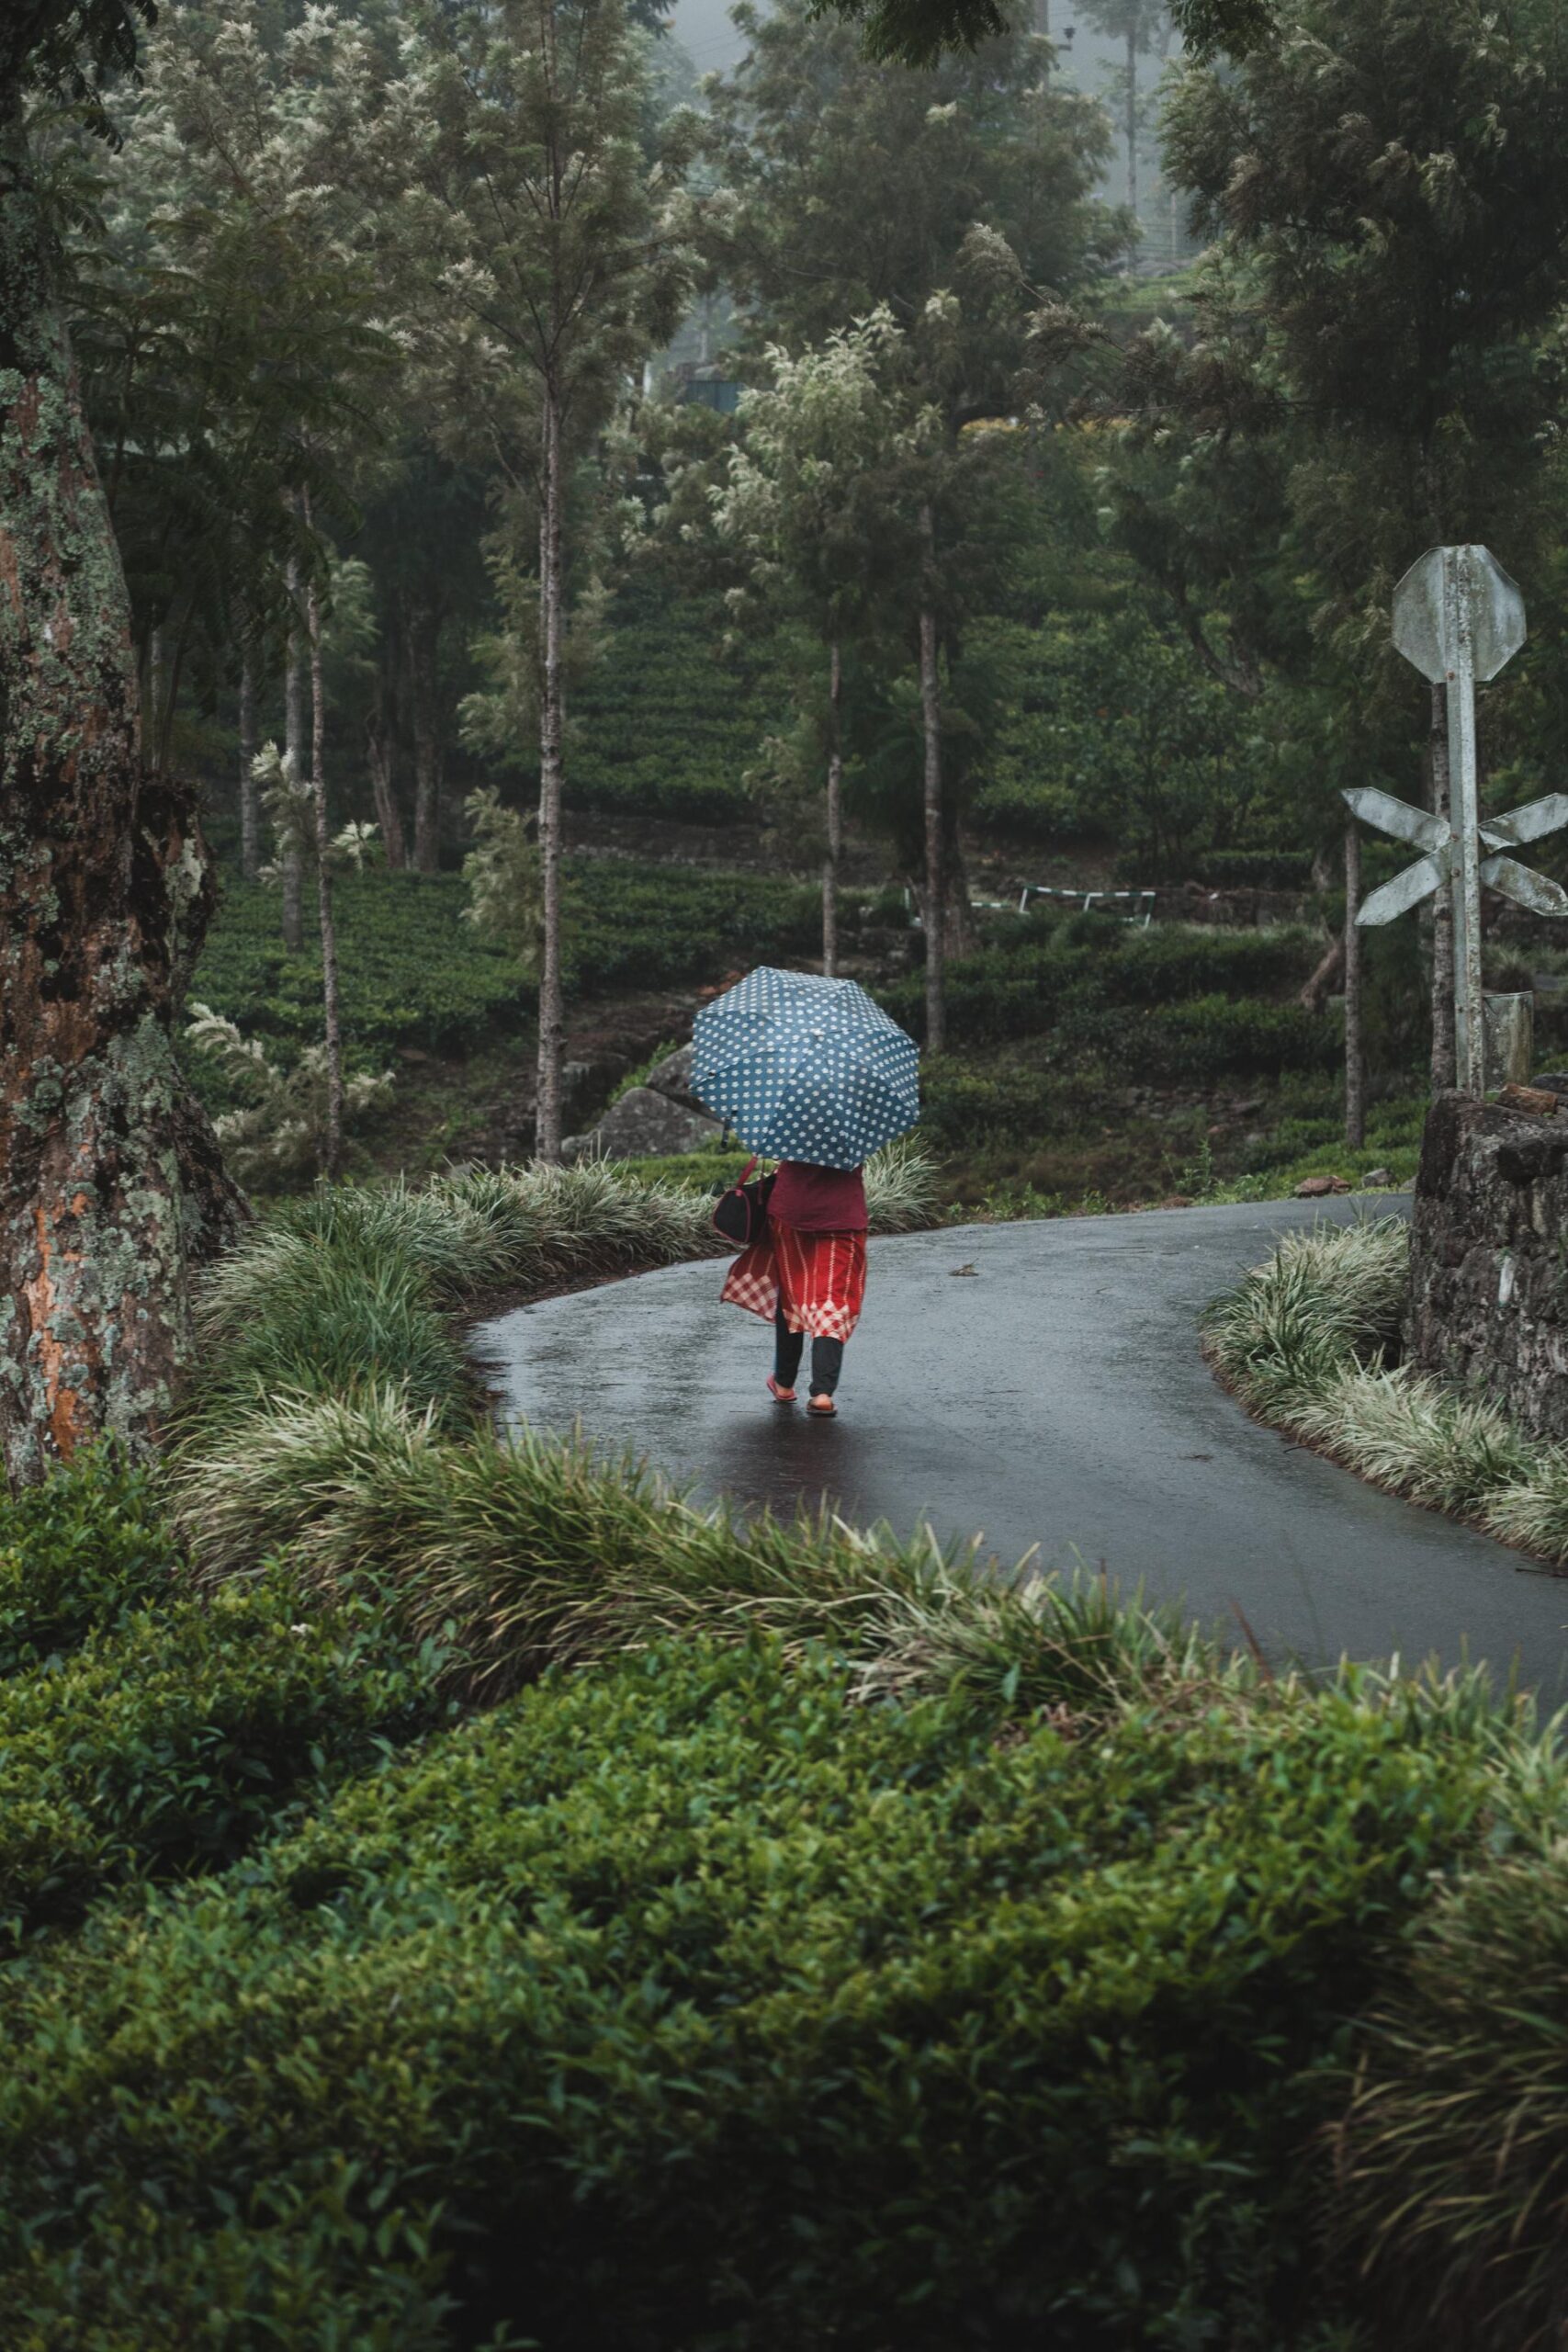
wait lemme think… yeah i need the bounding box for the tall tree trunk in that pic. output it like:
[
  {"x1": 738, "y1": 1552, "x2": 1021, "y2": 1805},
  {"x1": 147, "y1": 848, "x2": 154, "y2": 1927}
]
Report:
[
  {"x1": 1344, "y1": 816, "x2": 1365, "y2": 1148},
  {"x1": 919, "y1": 505, "x2": 945, "y2": 1057},
  {"x1": 945, "y1": 822, "x2": 976, "y2": 960},
  {"x1": 239, "y1": 643, "x2": 259, "y2": 883},
  {"x1": 408, "y1": 593, "x2": 444, "y2": 875},
  {"x1": 1429, "y1": 682, "x2": 1456, "y2": 1090},
  {"x1": 282, "y1": 536, "x2": 305, "y2": 952},
  {"x1": 149, "y1": 624, "x2": 164, "y2": 763},
  {"x1": 302, "y1": 494, "x2": 344, "y2": 1179},
  {"x1": 366, "y1": 688, "x2": 408, "y2": 872},
  {"x1": 536, "y1": 390, "x2": 567, "y2": 1162},
  {"x1": 0, "y1": 104, "x2": 247, "y2": 1484},
  {"x1": 1125, "y1": 26, "x2": 1138, "y2": 220},
  {"x1": 823, "y1": 637, "x2": 842, "y2": 978}
]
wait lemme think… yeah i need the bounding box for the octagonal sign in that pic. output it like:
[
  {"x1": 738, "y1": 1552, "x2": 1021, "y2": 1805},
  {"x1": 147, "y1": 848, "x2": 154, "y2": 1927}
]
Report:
[{"x1": 1392, "y1": 545, "x2": 1526, "y2": 684}]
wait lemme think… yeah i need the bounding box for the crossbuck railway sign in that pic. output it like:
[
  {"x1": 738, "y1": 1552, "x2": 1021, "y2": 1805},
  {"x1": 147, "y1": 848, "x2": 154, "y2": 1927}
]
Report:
[{"x1": 1344, "y1": 544, "x2": 1568, "y2": 1096}]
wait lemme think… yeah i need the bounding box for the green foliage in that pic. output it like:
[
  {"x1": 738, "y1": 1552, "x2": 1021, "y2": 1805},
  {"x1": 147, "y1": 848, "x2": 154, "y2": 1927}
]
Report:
[
  {"x1": 1183, "y1": 848, "x2": 1317, "y2": 890},
  {"x1": 187, "y1": 875, "x2": 527, "y2": 1086},
  {"x1": 0, "y1": 1635, "x2": 1527, "y2": 2346},
  {"x1": 566, "y1": 576, "x2": 793, "y2": 820},
  {"x1": 563, "y1": 859, "x2": 823, "y2": 993},
  {"x1": 1325, "y1": 1832, "x2": 1568, "y2": 2352},
  {"x1": 1203, "y1": 1218, "x2": 1568, "y2": 1562},
  {"x1": 805, "y1": 0, "x2": 1273, "y2": 70},
  {"x1": 883, "y1": 916, "x2": 1325, "y2": 1060},
  {"x1": 0, "y1": 1569, "x2": 451, "y2": 1948},
  {"x1": 919, "y1": 1056, "x2": 1066, "y2": 1148},
  {"x1": 0, "y1": 1447, "x2": 181, "y2": 1676},
  {"x1": 459, "y1": 785, "x2": 541, "y2": 974},
  {"x1": 190, "y1": 1199, "x2": 478, "y2": 1439},
  {"x1": 972, "y1": 601, "x2": 1294, "y2": 867},
  {"x1": 184, "y1": 1001, "x2": 394, "y2": 1182},
  {"x1": 185, "y1": 865, "x2": 829, "y2": 1115}
]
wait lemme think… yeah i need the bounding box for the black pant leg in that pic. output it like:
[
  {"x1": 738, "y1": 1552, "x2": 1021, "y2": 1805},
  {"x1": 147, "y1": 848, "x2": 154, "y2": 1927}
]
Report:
[
  {"x1": 809, "y1": 1336, "x2": 844, "y2": 1397},
  {"x1": 774, "y1": 1310, "x2": 804, "y2": 1386}
]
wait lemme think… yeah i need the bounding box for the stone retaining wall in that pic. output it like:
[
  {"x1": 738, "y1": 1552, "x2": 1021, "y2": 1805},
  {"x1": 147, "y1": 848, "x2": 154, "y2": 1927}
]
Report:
[{"x1": 1406, "y1": 1090, "x2": 1568, "y2": 1439}]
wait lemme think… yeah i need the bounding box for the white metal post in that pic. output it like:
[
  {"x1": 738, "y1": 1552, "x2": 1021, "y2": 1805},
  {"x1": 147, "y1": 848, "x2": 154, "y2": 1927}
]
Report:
[
  {"x1": 1350, "y1": 545, "x2": 1561, "y2": 1086},
  {"x1": 1444, "y1": 548, "x2": 1486, "y2": 1095}
]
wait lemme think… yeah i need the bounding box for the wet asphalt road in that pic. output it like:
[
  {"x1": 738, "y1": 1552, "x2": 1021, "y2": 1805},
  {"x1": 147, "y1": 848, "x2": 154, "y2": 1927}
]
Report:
[{"x1": 470, "y1": 1197, "x2": 1568, "y2": 1696}]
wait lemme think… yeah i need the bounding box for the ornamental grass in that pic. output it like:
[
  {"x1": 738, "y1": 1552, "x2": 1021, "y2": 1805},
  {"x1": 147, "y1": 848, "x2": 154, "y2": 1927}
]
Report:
[{"x1": 1204, "y1": 1213, "x2": 1568, "y2": 1566}]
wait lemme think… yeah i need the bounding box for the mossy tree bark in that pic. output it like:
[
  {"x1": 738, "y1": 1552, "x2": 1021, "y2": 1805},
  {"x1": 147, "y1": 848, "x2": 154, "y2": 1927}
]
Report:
[{"x1": 0, "y1": 96, "x2": 247, "y2": 1486}]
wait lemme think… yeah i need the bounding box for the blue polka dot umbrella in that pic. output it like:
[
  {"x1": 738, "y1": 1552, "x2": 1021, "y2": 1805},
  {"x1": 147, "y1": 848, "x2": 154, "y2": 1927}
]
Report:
[{"x1": 691, "y1": 967, "x2": 919, "y2": 1168}]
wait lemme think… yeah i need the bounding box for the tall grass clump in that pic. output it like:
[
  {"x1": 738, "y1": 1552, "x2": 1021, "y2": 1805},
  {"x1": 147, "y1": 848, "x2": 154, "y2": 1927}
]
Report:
[
  {"x1": 172, "y1": 1369, "x2": 1224, "y2": 1712},
  {"x1": 1203, "y1": 1215, "x2": 1408, "y2": 1421},
  {"x1": 1325, "y1": 1826, "x2": 1568, "y2": 2351},
  {"x1": 173, "y1": 1145, "x2": 999, "y2": 1695},
  {"x1": 1204, "y1": 1214, "x2": 1568, "y2": 1564}
]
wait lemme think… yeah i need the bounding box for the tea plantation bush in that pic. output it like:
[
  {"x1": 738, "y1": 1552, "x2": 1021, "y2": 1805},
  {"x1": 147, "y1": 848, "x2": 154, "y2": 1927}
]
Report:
[
  {"x1": 0, "y1": 1634, "x2": 1528, "y2": 2350},
  {"x1": 0, "y1": 1449, "x2": 181, "y2": 1674},
  {"x1": 188, "y1": 863, "x2": 827, "y2": 1090},
  {"x1": 0, "y1": 1577, "x2": 451, "y2": 1948},
  {"x1": 568, "y1": 576, "x2": 792, "y2": 821},
  {"x1": 882, "y1": 919, "x2": 1322, "y2": 1052}
]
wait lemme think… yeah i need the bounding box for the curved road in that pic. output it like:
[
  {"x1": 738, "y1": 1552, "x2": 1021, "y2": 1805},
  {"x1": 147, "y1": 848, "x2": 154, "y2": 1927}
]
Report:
[{"x1": 471, "y1": 1198, "x2": 1568, "y2": 1697}]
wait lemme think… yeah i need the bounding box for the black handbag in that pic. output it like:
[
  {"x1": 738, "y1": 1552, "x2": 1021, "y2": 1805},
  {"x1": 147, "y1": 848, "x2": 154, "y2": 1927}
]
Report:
[{"x1": 712, "y1": 1155, "x2": 774, "y2": 1248}]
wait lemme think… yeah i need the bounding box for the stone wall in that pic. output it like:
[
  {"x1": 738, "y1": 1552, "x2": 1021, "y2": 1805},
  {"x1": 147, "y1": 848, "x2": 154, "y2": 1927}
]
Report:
[{"x1": 1406, "y1": 1090, "x2": 1568, "y2": 1438}]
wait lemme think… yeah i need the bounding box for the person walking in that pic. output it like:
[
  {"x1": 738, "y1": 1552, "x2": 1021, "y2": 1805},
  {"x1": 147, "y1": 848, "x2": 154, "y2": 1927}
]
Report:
[
  {"x1": 720, "y1": 1158, "x2": 866, "y2": 1416},
  {"x1": 691, "y1": 965, "x2": 919, "y2": 1420}
]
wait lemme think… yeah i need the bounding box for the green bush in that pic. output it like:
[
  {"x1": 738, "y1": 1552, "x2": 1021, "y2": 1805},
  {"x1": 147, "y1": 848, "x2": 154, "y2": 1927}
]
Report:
[
  {"x1": 0, "y1": 1572, "x2": 452, "y2": 1946},
  {"x1": 1052, "y1": 994, "x2": 1338, "y2": 1084},
  {"x1": 564, "y1": 860, "x2": 822, "y2": 995},
  {"x1": 0, "y1": 1448, "x2": 182, "y2": 1675},
  {"x1": 186, "y1": 865, "x2": 829, "y2": 1123},
  {"x1": 1173, "y1": 849, "x2": 1317, "y2": 890},
  {"x1": 0, "y1": 1636, "x2": 1523, "y2": 2348},
  {"x1": 919, "y1": 1057, "x2": 1067, "y2": 1148},
  {"x1": 568, "y1": 574, "x2": 793, "y2": 821},
  {"x1": 881, "y1": 921, "x2": 1322, "y2": 1053}
]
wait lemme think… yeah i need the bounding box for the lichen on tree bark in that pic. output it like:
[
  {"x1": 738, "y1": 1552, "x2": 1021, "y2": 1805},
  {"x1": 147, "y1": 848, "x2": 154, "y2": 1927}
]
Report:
[{"x1": 0, "y1": 96, "x2": 247, "y2": 1486}]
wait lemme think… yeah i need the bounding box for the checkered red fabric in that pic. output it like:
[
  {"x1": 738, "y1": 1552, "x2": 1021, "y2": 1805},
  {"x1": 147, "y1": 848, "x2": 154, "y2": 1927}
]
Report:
[{"x1": 720, "y1": 1217, "x2": 867, "y2": 1344}]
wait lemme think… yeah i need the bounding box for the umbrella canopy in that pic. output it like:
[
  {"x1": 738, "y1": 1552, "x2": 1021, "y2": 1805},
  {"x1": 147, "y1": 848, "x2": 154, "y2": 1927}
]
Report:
[{"x1": 692, "y1": 967, "x2": 919, "y2": 1168}]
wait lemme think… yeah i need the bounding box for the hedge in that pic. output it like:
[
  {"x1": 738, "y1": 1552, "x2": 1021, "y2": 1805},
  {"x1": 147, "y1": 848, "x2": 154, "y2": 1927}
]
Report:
[
  {"x1": 567, "y1": 574, "x2": 792, "y2": 822},
  {"x1": 0, "y1": 1570, "x2": 454, "y2": 1951},
  {"x1": 0, "y1": 1634, "x2": 1526, "y2": 2349},
  {"x1": 187, "y1": 863, "x2": 829, "y2": 1093},
  {"x1": 0, "y1": 1449, "x2": 182, "y2": 1675},
  {"x1": 882, "y1": 920, "x2": 1323, "y2": 1053}
]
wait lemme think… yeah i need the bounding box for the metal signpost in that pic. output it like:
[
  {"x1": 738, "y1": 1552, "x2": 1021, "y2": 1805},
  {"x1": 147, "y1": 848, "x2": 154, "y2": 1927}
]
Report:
[{"x1": 1345, "y1": 544, "x2": 1568, "y2": 1095}]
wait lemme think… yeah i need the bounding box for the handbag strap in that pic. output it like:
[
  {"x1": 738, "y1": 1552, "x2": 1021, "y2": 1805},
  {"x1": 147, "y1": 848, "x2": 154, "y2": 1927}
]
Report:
[{"x1": 734, "y1": 1154, "x2": 759, "y2": 1190}]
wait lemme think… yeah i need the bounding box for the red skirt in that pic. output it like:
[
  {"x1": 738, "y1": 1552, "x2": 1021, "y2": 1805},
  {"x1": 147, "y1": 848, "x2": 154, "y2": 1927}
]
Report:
[{"x1": 720, "y1": 1218, "x2": 867, "y2": 1344}]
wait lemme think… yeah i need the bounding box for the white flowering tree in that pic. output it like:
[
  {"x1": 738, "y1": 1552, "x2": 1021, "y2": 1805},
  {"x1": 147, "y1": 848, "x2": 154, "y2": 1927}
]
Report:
[
  {"x1": 709, "y1": 311, "x2": 918, "y2": 977},
  {"x1": 387, "y1": 0, "x2": 700, "y2": 1159}
]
